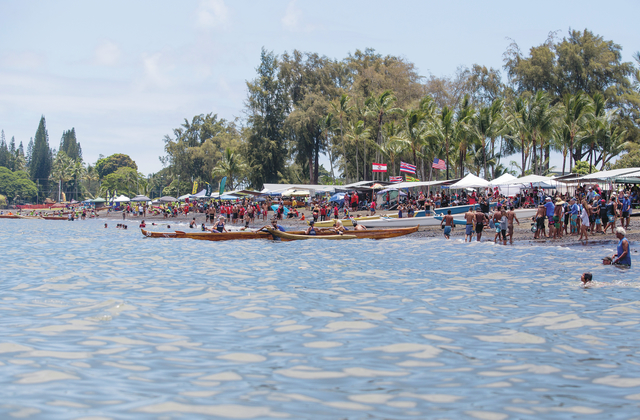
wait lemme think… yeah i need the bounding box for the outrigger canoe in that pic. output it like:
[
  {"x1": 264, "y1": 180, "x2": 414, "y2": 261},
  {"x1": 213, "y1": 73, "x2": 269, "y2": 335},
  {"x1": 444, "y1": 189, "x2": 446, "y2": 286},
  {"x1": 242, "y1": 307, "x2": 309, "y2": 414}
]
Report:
[
  {"x1": 141, "y1": 226, "x2": 419, "y2": 241},
  {"x1": 265, "y1": 227, "x2": 356, "y2": 240},
  {"x1": 0, "y1": 214, "x2": 21, "y2": 219}
]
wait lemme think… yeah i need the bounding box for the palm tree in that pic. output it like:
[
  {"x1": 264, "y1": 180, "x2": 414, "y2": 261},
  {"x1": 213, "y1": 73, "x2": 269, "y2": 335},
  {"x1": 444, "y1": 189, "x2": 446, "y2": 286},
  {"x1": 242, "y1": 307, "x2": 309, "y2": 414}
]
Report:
[
  {"x1": 395, "y1": 110, "x2": 426, "y2": 177},
  {"x1": 528, "y1": 92, "x2": 555, "y2": 175},
  {"x1": 583, "y1": 93, "x2": 607, "y2": 173},
  {"x1": 85, "y1": 164, "x2": 99, "y2": 198},
  {"x1": 365, "y1": 90, "x2": 402, "y2": 180},
  {"x1": 472, "y1": 99, "x2": 504, "y2": 179},
  {"x1": 599, "y1": 119, "x2": 630, "y2": 170},
  {"x1": 505, "y1": 96, "x2": 532, "y2": 176},
  {"x1": 319, "y1": 113, "x2": 336, "y2": 182},
  {"x1": 212, "y1": 148, "x2": 248, "y2": 190},
  {"x1": 346, "y1": 121, "x2": 371, "y2": 182},
  {"x1": 69, "y1": 160, "x2": 87, "y2": 201},
  {"x1": 50, "y1": 152, "x2": 73, "y2": 201},
  {"x1": 428, "y1": 106, "x2": 455, "y2": 179},
  {"x1": 372, "y1": 122, "x2": 407, "y2": 176},
  {"x1": 453, "y1": 95, "x2": 475, "y2": 178},
  {"x1": 559, "y1": 91, "x2": 592, "y2": 173},
  {"x1": 330, "y1": 94, "x2": 353, "y2": 182}
]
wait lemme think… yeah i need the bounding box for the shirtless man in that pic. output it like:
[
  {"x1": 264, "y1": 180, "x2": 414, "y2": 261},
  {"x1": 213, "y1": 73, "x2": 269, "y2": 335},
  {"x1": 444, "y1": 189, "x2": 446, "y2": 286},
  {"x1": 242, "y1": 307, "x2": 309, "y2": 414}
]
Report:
[
  {"x1": 464, "y1": 208, "x2": 476, "y2": 242},
  {"x1": 534, "y1": 204, "x2": 546, "y2": 239},
  {"x1": 332, "y1": 219, "x2": 346, "y2": 234},
  {"x1": 493, "y1": 205, "x2": 503, "y2": 243},
  {"x1": 440, "y1": 210, "x2": 454, "y2": 240},
  {"x1": 506, "y1": 206, "x2": 520, "y2": 244},
  {"x1": 475, "y1": 208, "x2": 486, "y2": 242}
]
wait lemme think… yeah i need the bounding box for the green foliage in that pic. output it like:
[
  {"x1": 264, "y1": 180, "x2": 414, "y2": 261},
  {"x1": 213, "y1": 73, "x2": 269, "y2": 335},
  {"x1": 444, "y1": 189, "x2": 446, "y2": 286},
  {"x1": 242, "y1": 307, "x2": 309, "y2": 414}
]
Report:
[
  {"x1": 571, "y1": 160, "x2": 595, "y2": 174},
  {"x1": 0, "y1": 167, "x2": 38, "y2": 203},
  {"x1": 612, "y1": 144, "x2": 640, "y2": 169},
  {"x1": 59, "y1": 128, "x2": 82, "y2": 161},
  {"x1": 244, "y1": 48, "x2": 289, "y2": 189},
  {"x1": 29, "y1": 116, "x2": 53, "y2": 196},
  {"x1": 95, "y1": 153, "x2": 137, "y2": 179},
  {"x1": 0, "y1": 194, "x2": 6, "y2": 208},
  {"x1": 211, "y1": 148, "x2": 248, "y2": 190},
  {"x1": 100, "y1": 167, "x2": 146, "y2": 198}
]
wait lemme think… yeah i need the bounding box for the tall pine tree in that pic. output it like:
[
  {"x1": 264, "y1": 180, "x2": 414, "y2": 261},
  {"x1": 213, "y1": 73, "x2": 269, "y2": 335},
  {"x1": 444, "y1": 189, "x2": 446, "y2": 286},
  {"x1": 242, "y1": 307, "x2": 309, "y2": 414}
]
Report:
[
  {"x1": 59, "y1": 128, "x2": 82, "y2": 161},
  {"x1": 30, "y1": 116, "x2": 53, "y2": 196},
  {"x1": 0, "y1": 130, "x2": 8, "y2": 168}
]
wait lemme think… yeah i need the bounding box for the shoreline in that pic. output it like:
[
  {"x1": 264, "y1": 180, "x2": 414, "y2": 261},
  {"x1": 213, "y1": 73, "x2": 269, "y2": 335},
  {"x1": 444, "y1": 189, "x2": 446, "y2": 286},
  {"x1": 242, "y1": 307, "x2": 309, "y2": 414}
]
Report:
[{"x1": 100, "y1": 210, "x2": 639, "y2": 247}]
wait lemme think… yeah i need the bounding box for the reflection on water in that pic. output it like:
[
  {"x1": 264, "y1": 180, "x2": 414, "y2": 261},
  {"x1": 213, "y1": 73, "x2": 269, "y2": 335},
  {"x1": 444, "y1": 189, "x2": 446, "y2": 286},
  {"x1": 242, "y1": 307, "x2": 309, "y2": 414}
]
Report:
[{"x1": 0, "y1": 219, "x2": 638, "y2": 419}]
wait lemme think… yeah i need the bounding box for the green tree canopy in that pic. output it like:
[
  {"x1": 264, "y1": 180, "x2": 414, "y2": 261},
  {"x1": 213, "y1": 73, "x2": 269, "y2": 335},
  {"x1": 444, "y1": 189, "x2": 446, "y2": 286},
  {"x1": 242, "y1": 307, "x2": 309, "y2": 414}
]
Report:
[
  {"x1": 0, "y1": 167, "x2": 38, "y2": 203},
  {"x1": 29, "y1": 116, "x2": 53, "y2": 195},
  {"x1": 59, "y1": 128, "x2": 82, "y2": 161},
  {"x1": 95, "y1": 153, "x2": 138, "y2": 179}
]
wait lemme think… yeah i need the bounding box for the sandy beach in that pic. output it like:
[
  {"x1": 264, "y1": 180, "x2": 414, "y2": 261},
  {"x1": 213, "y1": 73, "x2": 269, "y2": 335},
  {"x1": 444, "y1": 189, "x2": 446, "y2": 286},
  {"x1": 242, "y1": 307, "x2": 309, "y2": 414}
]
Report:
[{"x1": 102, "y1": 209, "x2": 640, "y2": 247}]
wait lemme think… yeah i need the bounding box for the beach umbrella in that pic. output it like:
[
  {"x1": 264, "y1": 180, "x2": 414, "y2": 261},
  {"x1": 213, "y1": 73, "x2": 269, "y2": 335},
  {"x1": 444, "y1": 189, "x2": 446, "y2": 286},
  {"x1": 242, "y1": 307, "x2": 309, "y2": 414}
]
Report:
[
  {"x1": 158, "y1": 196, "x2": 178, "y2": 203},
  {"x1": 131, "y1": 195, "x2": 151, "y2": 202}
]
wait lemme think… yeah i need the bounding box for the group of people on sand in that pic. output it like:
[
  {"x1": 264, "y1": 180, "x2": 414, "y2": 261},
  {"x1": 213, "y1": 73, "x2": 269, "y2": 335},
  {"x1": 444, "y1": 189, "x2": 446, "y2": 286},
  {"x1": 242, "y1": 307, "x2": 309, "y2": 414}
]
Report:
[
  {"x1": 439, "y1": 203, "x2": 520, "y2": 244},
  {"x1": 533, "y1": 190, "x2": 631, "y2": 241}
]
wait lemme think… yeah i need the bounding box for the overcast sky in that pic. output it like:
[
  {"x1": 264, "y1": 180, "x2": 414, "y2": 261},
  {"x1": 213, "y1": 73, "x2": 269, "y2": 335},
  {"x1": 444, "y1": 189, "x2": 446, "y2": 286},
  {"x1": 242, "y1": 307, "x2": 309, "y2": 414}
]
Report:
[{"x1": 1, "y1": 0, "x2": 638, "y2": 175}]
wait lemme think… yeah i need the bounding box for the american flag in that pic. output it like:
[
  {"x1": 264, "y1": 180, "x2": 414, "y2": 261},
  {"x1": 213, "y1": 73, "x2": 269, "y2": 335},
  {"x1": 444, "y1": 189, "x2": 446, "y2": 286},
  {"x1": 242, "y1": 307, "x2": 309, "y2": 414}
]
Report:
[
  {"x1": 399, "y1": 161, "x2": 417, "y2": 174},
  {"x1": 432, "y1": 158, "x2": 446, "y2": 170},
  {"x1": 389, "y1": 176, "x2": 403, "y2": 183}
]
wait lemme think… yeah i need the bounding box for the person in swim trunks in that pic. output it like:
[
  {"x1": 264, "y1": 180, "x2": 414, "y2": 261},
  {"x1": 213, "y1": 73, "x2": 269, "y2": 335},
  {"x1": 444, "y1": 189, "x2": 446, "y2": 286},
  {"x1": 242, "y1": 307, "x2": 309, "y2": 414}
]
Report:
[
  {"x1": 506, "y1": 206, "x2": 519, "y2": 244},
  {"x1": 440, "y1": 210, "x2": 454, "y2": 239},
  {"x1": 464, "y1": 208, "x2": 476, "y2": 243},
  {"x1": 534, "y1": 204, "x2": 546, "y2": 239},
  {"x1": 553, "y1": 199, "x2": 564, "y2": 239}
]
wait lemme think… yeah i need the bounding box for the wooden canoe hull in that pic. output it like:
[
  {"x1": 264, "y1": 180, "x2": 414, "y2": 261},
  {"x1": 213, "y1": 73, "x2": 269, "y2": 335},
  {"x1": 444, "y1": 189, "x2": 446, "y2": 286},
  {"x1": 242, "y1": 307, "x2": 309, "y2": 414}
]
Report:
[
  {"x1": 0, "y1": 214, "x2": 20, "y2": 219},
  {"x1": 266, "y1": 227, "x2": 356, "y2": 240},
  {"x1": 141, "y1": 229, "x2": 186, "y2": 238},
  {"x1": 176, "y1": 226, "x2": 419, "y2": 241}
]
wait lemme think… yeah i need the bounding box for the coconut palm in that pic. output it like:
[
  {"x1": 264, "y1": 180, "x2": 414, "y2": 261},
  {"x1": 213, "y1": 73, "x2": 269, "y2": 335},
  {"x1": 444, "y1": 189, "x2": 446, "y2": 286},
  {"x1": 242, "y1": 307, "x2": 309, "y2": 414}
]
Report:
[
  {"x1": 346, "y1": 121, "x2": 371, "y2": 181},
  {"x1": 365, "y1": 90, "x2": 402, "y2": 180},
  {"x1": 528, "y1": 92, "x2": 555, "y2": 175},
  {"x1": 372, "y1": 121, "x2": 407, "y2": 176},
  {"x1": 427, "y1": 106, "x2": 455, "y2": 179},
  {"x1": 453, "y1": 95, "x2": 475, "y2": 178},
  {"x1": 558, "y1": 91, "x2": 592, "y2": 172},
  {"x1": 582, "y1": 93, "x2": 607, "y2": 173},
  {"x1": 212, "y1": 148, "x2": 248, "y2": 190},
  {"x1": 330, "y1": 94, "x2": 353, "y2": 182},
  {"x1": 50, "y1": 152, "x2": 73, "y2": 201},
  {"x1": 395, "y1": 109, "x2": 426, "y2": 177},
  {"x1": 472, "y1": 99, "x2": 504, "y2": 179},
  {"x1": 599, "y1": 119, "x2": 630, "y2": 170}
]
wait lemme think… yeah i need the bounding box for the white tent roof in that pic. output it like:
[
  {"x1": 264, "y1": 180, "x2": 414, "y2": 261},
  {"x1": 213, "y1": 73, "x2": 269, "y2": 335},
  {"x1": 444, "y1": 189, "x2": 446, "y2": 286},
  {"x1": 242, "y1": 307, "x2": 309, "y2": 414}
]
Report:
[
  {"x1": 178, "y1": 194, "x2": 191, "y2": 201},
  {"x1": 190, "y1": 189, "x2": 208, "y2": 198},
  {"x1": 113, "y1": 195, "x2": 130, "y2": 202},
  {"x1": 448, "y1": 173, "x2": 489, "y2": 189},
  {"x1": 615, "y1": 170, "x2": 640, "y2": 179},
  {"x1": 391, "y1": 180, "x2": 450, "y2": 189},
  {"x1": 489, "y1": 173, "x2": 517, "y2": 185},
  {"x1": 578, "y1": 167, "x2": 640, "y2": 180}
]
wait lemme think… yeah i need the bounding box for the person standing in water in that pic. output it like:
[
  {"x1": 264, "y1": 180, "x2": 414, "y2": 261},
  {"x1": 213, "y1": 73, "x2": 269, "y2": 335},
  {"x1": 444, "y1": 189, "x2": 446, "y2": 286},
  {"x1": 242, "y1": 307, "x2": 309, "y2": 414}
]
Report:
[
  {"x1": 464, "y1": 208, "x2": 476, "y2": 243},
  {"x1": 440, "y1": 210, "x2": 454, "y2": 240},
  {"x1": 611, "y1": 227, "x2": 631, "y2": 267},
  {"x1": 506, "y1": 206, "x2": 519, "y2": 244}
]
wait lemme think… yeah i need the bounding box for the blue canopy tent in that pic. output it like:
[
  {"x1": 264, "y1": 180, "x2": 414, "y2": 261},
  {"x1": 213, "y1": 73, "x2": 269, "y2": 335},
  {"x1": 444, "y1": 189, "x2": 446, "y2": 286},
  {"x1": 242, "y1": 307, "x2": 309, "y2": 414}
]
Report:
[{"x1": 329, "y1": 192, "x2": 345, "y2": 206}]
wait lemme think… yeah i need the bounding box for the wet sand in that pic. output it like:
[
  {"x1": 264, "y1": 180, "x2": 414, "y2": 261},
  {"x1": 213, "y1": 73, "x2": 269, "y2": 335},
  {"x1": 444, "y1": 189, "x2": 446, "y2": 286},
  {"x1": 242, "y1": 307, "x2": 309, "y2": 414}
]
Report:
[{"x1": 104, "y1": 209, "x2": 640, "y2": 247}]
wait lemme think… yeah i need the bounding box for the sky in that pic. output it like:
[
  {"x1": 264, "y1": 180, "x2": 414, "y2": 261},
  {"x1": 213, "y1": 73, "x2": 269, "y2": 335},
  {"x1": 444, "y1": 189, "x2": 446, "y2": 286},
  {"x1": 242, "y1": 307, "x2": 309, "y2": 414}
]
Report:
[{"x1": 1, "y1": 0, "x2": 638, "y2": 176}]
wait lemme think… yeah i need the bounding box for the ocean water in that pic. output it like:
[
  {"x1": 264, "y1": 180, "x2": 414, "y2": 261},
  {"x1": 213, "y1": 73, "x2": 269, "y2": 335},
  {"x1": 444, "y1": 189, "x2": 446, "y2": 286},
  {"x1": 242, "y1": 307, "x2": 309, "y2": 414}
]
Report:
[{"x1": 0, "y1": 219, "x2": 638, "y2": 420}]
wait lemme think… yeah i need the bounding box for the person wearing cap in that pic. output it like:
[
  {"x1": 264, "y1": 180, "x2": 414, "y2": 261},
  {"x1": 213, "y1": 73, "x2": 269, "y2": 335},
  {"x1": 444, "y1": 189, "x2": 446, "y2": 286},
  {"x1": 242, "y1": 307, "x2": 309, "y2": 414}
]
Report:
[
  {"x1": 610, "y1": 227, "x2": 631, "y2": 266},
  {"x1": 544, "y1": 197, "x2": 555, "y2": 238},
  {"x1": 621, "y1": 194, "x2": 631, "y2": 229}
]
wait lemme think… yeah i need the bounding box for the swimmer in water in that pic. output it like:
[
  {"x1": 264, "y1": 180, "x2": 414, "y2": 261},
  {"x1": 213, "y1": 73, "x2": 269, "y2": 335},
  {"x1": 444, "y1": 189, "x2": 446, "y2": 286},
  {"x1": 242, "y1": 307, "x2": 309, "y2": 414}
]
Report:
[
  {"x1": 104, "y1": 223, "x2": 108, "y2": 228},
  {"x1": 581, "y1": 272, "x2": 593, "y2": 287}
]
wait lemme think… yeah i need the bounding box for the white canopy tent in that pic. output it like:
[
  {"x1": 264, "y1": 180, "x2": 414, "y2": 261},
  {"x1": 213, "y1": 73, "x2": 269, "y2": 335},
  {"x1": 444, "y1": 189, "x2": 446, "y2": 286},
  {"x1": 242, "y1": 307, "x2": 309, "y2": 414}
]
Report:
[
  {"x1": 112, "y1": 195, "x2": 130, "y2": 202},
  {"x1": 447, "y1": 173, "x2": 490, "y2": 189},
  {"x1": 489, "y1": 173, "x2": 517, "y2": 185},
  {"x1": 178, "y1": 194, "x2": 191, "y2": 201},
  {"x1": 578, "y1": 167, "x2": 640, "y2": 181},
  {"x1": 190, "y1": 189, "x2": 208, "y2": 199}
]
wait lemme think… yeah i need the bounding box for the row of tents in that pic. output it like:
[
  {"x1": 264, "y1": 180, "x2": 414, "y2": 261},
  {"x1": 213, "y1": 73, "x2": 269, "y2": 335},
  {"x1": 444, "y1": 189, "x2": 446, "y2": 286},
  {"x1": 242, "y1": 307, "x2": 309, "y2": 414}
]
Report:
[{"x1": 84, "y1": 167, "x2": 640, "y2": 205}]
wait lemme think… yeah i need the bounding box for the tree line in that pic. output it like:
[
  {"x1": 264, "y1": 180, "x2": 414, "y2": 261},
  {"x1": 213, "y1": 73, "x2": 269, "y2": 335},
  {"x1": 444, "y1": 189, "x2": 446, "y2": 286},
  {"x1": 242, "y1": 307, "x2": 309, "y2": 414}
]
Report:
[{"x1": 2, "y1": 28, "x2": 639, "y2": 205}]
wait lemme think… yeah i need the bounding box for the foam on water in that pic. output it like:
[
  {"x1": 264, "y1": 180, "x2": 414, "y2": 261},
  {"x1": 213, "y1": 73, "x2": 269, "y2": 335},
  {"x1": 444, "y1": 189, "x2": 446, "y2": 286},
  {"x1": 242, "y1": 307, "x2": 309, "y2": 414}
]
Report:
[{"x1": 0, "y1": 219, "x2": 638, "y2": 419}]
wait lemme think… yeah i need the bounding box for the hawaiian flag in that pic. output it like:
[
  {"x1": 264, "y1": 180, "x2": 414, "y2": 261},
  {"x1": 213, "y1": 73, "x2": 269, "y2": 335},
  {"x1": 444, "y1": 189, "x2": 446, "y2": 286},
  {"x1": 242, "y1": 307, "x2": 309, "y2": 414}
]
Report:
[
  {"x1": 372, "y1": 163, "x2": 387, "y2": 172},
  {"x1": 389, "y1": 176, "x2": 403, "y2": 183},
  {"x1": 399, "y1": 161, "x2": 417, "y2": 174},
  {"x1": 432, "y1": 158, "x2": 446, "y2": 170}
]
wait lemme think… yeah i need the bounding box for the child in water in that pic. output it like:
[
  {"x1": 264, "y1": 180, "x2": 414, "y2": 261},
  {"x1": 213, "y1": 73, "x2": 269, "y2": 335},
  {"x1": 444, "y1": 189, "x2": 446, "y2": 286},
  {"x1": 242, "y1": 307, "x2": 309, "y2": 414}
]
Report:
[{"x1": 581, "y1": 272, "x2": 593, "y2": 287}]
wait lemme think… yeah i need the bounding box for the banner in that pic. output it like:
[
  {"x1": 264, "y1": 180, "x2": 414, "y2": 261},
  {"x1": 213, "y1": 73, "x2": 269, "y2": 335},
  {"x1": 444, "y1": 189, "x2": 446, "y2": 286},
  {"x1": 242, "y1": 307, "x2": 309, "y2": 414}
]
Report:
[
  {"x1": 372, "y1": 163, "x2": 387, "y2": 172},
  {"x1": 405, "y1": 175, "x2": 420, "y2": 182},
  {"x1": 192, "y1": 180, "x2": 199, "y2": 195},
  {"x1": 205, "y1": 182, "x2": 212, "y2": 197},
  {"x1": 399, "y1": 161, "x2": 417, "y2": 174},
  {"x1": 432, "y1": 158, "x2": 446, "y2": 169},
  {"x1": 389, "y1": 176, "x2": 403, "y2": 183},
  {"x1": 219, "y1": 177, "x2": 227, "y2": 196}
]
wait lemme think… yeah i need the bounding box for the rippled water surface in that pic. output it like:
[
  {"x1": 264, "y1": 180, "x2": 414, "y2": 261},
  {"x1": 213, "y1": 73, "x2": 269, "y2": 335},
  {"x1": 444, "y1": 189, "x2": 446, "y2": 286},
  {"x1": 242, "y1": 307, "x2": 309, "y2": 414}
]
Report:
[{"x1": 1, "y1": 219, "x2": 639, "y2": 419}]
